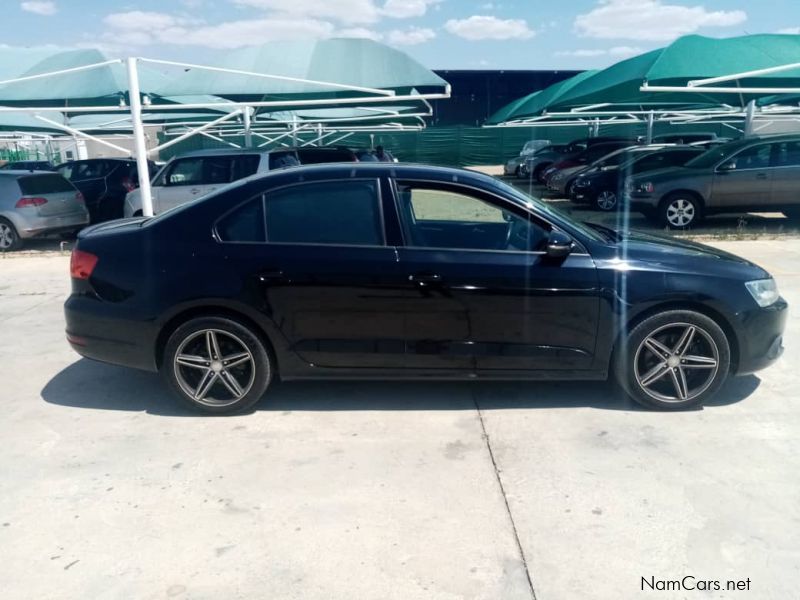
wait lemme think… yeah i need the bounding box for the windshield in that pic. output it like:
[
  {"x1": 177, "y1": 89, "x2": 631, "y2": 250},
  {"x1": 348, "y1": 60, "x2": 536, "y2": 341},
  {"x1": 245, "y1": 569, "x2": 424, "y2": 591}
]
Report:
[
  {"x1": 685, "y1": 144, "x2": 742, "y2": 169},
  {"x1": 487, "y1": 177, "x2": 605, "y2": 242}
]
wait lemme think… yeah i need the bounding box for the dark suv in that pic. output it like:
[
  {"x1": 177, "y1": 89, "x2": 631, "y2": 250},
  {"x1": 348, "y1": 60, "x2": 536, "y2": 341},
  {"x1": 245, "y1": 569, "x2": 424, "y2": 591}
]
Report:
[
  {"x1": 627, "y1": 134, "x2": 800, "y2": 229},
  {"x1": 56, "y1": 158, "x2": 156, "y2": 223}
]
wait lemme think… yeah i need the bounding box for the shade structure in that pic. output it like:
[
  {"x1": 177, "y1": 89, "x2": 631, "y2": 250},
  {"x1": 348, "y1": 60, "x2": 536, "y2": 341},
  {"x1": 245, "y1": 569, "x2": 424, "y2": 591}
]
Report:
[{"x1": 486, "y1": 70, "x2": 599, "y2": 124}]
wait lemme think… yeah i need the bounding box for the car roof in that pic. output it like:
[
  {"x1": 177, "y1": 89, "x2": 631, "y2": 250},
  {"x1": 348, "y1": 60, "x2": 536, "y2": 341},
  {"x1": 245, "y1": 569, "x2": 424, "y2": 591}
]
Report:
[
  {"x1": 171, "y1": 148, "x2": 282, "y2": 159},
  {"x1": 0, "y1": 169, "x2": 60, "y2": 176}
]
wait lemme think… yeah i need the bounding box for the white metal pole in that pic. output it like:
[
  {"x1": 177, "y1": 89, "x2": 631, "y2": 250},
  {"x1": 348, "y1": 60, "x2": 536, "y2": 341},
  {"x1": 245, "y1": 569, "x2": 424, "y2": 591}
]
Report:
[
  {"x1": 744, "y1": 99, "x2": 756, "y2": 138},
  {"x1": 243, "y1": 107, "x2": 253, "y2": 148},
  {"x1": 126, "y1": 57, "x2": 154, "y2": 217},
  {"x1": 646, "y1": 111, "x2": 655, "y2": 144},
  {"x1": 292, "y1": 115, "x2": 298, "y2": 146}
]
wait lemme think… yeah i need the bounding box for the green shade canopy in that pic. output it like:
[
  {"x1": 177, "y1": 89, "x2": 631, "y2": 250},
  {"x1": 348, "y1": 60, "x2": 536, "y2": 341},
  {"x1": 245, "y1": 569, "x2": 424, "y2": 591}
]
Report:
[
  {"x1": 489, "y1": 34, "x2": 800, "y2": 125},
  {"x1": 486, "y1": 70, "x2": 598, "y2": 124},
  {"x1": 153, "y1": 38, "x2": 448, "y2": 102}
]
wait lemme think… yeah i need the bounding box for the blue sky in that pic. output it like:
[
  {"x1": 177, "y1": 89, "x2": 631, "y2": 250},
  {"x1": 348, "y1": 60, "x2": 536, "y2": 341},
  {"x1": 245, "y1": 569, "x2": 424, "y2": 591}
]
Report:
[{"x1": 9, "y1": 0, "x2": 800, "y2": 70}]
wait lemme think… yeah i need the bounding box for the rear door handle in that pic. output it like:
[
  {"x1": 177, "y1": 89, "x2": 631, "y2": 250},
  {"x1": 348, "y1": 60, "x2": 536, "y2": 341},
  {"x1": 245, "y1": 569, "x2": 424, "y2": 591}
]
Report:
[{"x1": 409, "y1": 273, "x2": 442, "y2": 286}]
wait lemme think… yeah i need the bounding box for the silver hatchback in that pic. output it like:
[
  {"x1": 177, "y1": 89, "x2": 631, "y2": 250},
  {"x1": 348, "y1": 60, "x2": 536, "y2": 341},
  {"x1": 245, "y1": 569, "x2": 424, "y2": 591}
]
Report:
[{"x1": 0, "y1": 171, "x2": 89, "y2": 251}]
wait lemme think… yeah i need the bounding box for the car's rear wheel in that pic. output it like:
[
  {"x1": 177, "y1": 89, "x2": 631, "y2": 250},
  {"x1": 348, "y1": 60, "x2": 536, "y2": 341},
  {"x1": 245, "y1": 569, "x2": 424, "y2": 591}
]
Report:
[
  {"x1": 615, "y1": 310, "x2": 730, "y2": 410},
  {"x1": 659, "y1": 194, "x2": 702, "y2": 229},
  {"x1": 594, "y1": 190, "x2": 618, "y2": 211},
  {"x1": 162, "y1": 316, "x2": 273, "y2": 414},
  {"x1": 0, "y1": 219, "x2": 22, "y2": 251}
]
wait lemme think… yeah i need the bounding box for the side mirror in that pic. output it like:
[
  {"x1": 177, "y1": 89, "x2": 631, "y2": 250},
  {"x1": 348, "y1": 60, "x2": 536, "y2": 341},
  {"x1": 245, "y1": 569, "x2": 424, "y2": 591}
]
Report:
[
  {"x1": 546, "y1": 231, "x2": 573, "y2": 259},
  {"x1": 718, "y1": 160, "x2": 736, "y2": 172}
]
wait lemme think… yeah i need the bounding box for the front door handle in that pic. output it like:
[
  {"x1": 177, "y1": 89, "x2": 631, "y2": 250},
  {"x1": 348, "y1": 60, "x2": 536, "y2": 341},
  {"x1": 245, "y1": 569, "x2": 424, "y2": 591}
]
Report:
[
  {"x1": 409, "y1": 273, "x2": 443, "y2": 286},
  {"x1": 756, "y1": 173, "x2": 768, "y2": 180},
  {"x1": 256, "y1": 269, "x2": 286, "y2": 283}
]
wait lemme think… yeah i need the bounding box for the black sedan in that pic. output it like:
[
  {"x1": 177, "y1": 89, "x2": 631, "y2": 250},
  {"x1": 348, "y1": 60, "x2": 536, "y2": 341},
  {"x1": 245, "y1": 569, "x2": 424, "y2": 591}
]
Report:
[
  {"x1": 571, "y1": 146, "x2": 705, "y2": 211},
  {"x1": 65, "y1": 164, "x2": 786, "y2": 414}
]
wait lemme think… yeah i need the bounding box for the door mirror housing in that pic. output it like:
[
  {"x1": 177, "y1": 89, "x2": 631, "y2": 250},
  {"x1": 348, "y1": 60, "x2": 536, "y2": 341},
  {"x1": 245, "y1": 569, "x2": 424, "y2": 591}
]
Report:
[
  {"x1": 718, "y1": 160, "x2": 737, "y2": 172},
  {"x1": 546, "y1": 231, "x2": 573, "y2": 259}
]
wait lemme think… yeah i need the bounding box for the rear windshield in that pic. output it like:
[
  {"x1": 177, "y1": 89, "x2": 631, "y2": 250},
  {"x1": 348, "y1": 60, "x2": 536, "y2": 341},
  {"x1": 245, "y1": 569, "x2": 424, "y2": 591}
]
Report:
[{"x1": 18, "y1": 174, "x2": 74, "y2": 195}]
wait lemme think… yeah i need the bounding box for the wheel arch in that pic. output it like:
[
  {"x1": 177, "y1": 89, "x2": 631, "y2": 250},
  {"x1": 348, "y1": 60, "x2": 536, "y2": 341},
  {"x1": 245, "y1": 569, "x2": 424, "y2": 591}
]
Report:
[
  {"x1": 612, "y1": 300, "x2": 740, "y2": 374},
  {"x1": 155, "y1": 305, "x2": 280, "y2": 375}
]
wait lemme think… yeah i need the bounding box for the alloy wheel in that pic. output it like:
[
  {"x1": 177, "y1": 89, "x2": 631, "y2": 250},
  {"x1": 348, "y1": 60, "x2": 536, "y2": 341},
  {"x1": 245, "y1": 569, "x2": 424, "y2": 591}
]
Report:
[
  {"x1": 596, "y1": 191, "x2": 617, "y2": 211},
  {"x1": 666, "y1": 198, "x2": 695, "y2": 227},
  {"x1": 173, "y1": 329, "x2": 256, "y2": 407},
  {"x1": 634, "y1": 322, "x2": 719, "y2": 403}
]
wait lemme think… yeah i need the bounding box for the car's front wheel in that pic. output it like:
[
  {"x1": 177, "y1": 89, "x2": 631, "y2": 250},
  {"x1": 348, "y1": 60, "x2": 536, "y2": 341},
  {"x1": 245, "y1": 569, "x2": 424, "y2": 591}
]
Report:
[
  {"x1": 615, "y1": 310, "x2": 730, "y2": 410},
  {"x1": 162, "y1": 316, "x2": 273, "y2": 414},
  {"x1": 0, "y1": 218, "x2": 21, "y2": 251}
]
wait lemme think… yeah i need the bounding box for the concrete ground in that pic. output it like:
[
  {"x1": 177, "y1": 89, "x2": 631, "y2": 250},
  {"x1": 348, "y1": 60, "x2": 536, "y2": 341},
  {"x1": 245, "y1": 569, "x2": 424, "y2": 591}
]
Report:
[{"x1": 0, "y1": 241, "x2": 798, "y2": 600}]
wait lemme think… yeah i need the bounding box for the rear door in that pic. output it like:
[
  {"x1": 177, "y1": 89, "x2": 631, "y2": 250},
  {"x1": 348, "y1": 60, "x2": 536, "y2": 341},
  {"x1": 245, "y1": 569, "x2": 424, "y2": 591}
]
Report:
[
  {"x1": 711, "y1": 143, "x2": 772, "y2": 208},
  {"x1": 215, "y1": 177, "x2": 406, "y2": 369},
  {"x1": 768, "y1": 140, "x2": 800, "y2": 206},
  {"x1": 392, "y1": 180, "x2": 600, "y2": 372}
]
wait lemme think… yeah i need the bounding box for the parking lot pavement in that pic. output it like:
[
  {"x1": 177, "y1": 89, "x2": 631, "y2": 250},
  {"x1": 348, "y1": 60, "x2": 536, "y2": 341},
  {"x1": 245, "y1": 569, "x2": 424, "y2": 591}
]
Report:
[{"x1": 1, "y1": 241, "x2": 799, "y2": 599}]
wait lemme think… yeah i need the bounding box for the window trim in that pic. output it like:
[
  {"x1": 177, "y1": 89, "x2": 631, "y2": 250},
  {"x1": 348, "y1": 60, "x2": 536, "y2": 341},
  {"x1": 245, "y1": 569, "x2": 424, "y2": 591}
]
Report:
[
  {"x1": 213, "y1": 177, "x2": 387, "y2": 248},
  {"x1": 390, "y1": 177, "x2": 588, "y2": 256},
  {"x1": 713, "y1": 143, "x2": 772, "y2": 174}
]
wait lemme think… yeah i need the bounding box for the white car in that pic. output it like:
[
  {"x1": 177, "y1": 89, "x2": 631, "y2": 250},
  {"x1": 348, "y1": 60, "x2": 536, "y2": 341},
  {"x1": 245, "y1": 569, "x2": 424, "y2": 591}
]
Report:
[{"x1": 124, "y1": 149, "x2": 300, "y2": 217}]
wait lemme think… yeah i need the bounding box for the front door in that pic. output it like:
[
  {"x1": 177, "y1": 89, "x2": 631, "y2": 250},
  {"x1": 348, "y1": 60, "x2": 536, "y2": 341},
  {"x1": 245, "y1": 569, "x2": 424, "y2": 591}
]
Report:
[
  {"x1": 711, "y1": 143, "x2": 772, "y2": 208},
  {"x1": 392, "y1": 181, "x2": 600, "y2": 372}
]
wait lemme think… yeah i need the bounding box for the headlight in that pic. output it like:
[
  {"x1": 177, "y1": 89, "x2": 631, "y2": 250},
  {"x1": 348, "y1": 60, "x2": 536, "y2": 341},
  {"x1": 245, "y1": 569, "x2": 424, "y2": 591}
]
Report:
[
  {"x1": 745, "y1": 278, "x2": 780, "y2": 307},
  {"x1": 575, "y1": 178, "x2": 590, "y2": 188},
  {"x1": 631, "y1": 181, "x2": 654, "y2": 193}
]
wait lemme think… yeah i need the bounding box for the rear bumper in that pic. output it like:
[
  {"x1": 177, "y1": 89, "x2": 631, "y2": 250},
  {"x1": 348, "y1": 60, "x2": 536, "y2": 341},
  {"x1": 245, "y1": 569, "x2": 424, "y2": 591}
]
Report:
[
  {"x1": 16, "y1": 211, "x2": 89, "y2": 239},
  {"x1": 734, "y1": 298, "x2": 788, "y2": 375},
  {"x1": 64, "y1": 293, "x2": 159, "y2": 372}
]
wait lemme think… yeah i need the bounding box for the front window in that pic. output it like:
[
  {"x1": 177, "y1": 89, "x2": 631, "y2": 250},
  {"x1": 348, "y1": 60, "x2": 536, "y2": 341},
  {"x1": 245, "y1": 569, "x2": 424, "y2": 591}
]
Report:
[{"x1": 163, "y1": 158, "x2": 204, "y2": 186}]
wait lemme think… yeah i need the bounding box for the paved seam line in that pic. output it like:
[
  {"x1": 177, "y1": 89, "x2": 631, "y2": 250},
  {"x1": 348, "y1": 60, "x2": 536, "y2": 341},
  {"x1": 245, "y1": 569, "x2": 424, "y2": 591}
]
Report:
[{"x1": 471, "y1": 389, "x2": 537, "y2": 600}]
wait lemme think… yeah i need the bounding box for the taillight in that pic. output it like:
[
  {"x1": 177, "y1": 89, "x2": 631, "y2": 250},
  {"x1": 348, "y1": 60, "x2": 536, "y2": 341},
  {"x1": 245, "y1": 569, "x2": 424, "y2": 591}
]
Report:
[
  {"x1": 70, "y1": 249, "x2": 98, "y2": 280},
  {"x1": 121, "y1": 177, "x2": 136, "y2": 192},
  {"x1": 16, "y1": 197, "x2": 48, "y2": 208}
]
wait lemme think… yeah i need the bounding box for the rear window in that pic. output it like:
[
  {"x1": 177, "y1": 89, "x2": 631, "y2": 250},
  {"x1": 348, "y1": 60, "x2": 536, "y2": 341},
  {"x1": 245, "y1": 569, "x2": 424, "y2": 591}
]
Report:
[{"x1": 18, "y1": 174, "x2": 74, "y2": 195}]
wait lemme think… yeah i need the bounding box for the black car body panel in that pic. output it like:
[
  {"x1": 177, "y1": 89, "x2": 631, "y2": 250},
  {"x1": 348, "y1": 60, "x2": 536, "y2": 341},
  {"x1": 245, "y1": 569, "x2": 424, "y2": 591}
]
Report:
[{"x1": 65, "y1": 164, "x2": 786, "y2": 384}]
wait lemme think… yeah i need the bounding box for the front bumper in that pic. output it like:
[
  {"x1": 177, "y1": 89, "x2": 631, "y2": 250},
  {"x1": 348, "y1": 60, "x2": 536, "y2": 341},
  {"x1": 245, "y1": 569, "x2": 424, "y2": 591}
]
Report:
[
  {"x1": 734, "y1": 297, "x2": 788, "y2": 375},
  {"x1": 571, "y1": 187, "x2": 593, "y2": 203}
]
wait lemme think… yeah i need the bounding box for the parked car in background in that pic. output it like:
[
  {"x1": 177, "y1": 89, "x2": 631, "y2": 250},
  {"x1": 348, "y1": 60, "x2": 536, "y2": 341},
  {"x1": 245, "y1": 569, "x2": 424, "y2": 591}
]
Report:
[
  {"x1": 124, "y1": 149, "x2": 300, "y2": 217},
  {"x1": 0, "y1": 160, "x2": 55, "y2": 171},
  {"x1": 543, "y1": 141, "x2": 636, "y2": 195},
  {"x1": 572, "y1": 145, "x2": 705, "y2": 210},
  {"x1": 65, "y1": 163, "x2": 787, "y2": 414},
  {"x1": 651, "y1": 132, "x2": 719, "y2": 144},
  {"x1": 294, "y1": 146, "x2": 358, "y2": 164},
  {"x1": 627, "y1": 134, "x2": 800, "y2": 229},
  {"x1": 503, "y1": 139, "x2": 551, "y2": 177},
  {"x1": 57, "y1": 158, "x2": 156, "y2": 223},
  {"x1": 354, "y1": 148, "x2": 398, "y2": 163},
  {"x1": 523, "y1": 137, "x2": 634, "y2": 182},
  {"x1": 0, "y1": 171, "x2": 89, "y2": 251}
]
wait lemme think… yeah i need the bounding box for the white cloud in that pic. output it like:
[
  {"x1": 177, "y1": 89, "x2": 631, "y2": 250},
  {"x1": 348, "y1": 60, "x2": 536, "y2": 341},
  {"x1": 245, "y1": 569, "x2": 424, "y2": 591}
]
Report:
[
  {"x1": 556, "y1": 45, "x2": 643, "y2": 58},
  {"x1": 20, "y1": 1, "x2": 57, "y2": 16},
  {"x1": 232, "y1": 0, "x2": 380, "y2": 24},
  {"x1": 337, "y1": 27, "x2": 383, "y2": 41},
  {"x1": 777, "y1": 27, "x2": 800, "y2": 34},
  {"x1": 387, "y1": 27, "x2": 436, "y2": 45},
  {"x1": 575, "y1": 0, "x2": 746, "y2": 41},
  {"x1": 103, "y1": 11, "x2": 336, "y2": 49},
  {"x1": 444, "y1": 15, "x2": 534, "y2": 41},
  {"x1": 382, "y1": 0, "x2": 440, "y2": 19}
]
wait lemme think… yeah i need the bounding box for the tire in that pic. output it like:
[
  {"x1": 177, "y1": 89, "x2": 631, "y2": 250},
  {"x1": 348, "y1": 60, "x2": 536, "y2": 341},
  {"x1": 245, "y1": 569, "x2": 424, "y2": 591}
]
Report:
[
  {"x1": 593, "y1": 190, "x2": 618, "y2": 212},
  {"x1": 0, "y1": 218, "x2": 22, "y2": 251},
  {"x1": 658, "y1": 193, "x2": 702, "y2": 229},
  {"x1": 533, "y1": 163, "x2": 551, "y2": 184},
  {"x1": 614, "y1": 309, "x2": 730, "y2": 410},
  {"x1": 161, "y1": 316, "x2": 273, "y2": 415}
]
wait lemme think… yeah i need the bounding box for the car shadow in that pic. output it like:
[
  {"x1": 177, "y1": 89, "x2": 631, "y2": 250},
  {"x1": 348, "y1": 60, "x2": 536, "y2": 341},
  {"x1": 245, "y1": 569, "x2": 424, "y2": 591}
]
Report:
[{"x1": 41, "y1": 358, "x2": 762, "y2": 417}]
